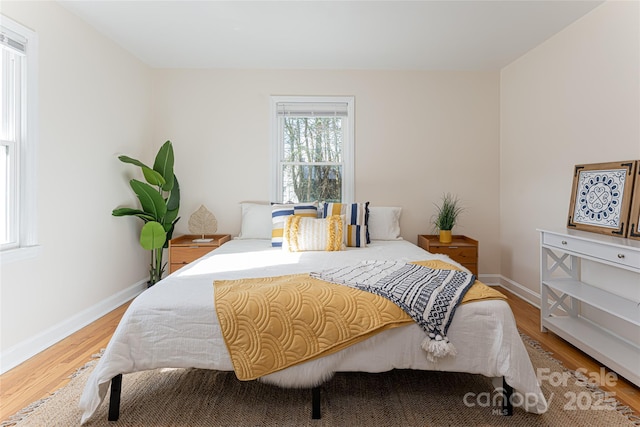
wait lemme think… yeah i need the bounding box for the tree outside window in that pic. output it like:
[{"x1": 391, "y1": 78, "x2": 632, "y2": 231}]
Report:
[{"x1": 271, "y1": 96, "x2": 354, "y2": 204}]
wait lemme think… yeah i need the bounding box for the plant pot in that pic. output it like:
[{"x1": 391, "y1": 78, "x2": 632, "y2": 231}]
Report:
[{"x1": 439, "y1": 230, "x2": 452, "y2": 243}]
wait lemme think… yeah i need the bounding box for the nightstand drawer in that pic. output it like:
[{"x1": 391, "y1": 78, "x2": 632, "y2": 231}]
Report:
[
  {"x1": 417, "y1": 234, "x2": 479, "y2": 275},
  {"x1": 171, "y1": 246, "x2": 215, "y2": 264},
  {"x1": 432, "y1": 246, "x2": 477, "y2": 263},
  {"x1": 169, "y1": 234, "x2": 231, "y2": 273}
]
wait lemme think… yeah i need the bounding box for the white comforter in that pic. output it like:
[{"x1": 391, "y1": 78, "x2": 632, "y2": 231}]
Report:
[{"x1": 79, "y1": 239, "x2": 547, "y2": 423}]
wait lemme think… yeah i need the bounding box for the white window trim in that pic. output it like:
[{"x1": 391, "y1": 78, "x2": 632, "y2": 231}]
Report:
[
  {"x1": 269, "y1": 95, "x2": 355, "y2": 203},
  {"x1": 1, "y1": 15, "x2": 39, "y2": 264}
]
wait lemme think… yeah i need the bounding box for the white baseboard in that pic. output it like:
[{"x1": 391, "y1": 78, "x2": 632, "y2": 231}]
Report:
[
  {"x1": 0, "y1": 280, "x2": 146, "y2": 374},
  {"x1": 496, "y1": 275, "x2": 541, "y2": 308},
  {"x1": 477, "y1": 273, "x2": 501, "y2": 286},
  {"x1": 478, "y1": 273, "x2": 541, "y2": 308}
]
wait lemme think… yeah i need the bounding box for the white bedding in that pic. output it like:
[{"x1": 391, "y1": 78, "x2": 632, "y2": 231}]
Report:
[{"x1": 79, "y1": 239, "x2": 547, "y2": 423}]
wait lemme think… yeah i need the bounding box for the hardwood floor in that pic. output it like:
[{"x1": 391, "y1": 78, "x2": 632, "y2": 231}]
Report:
[
  {"x1": 0, "y1": 290, "x2": 638, "y2": 423},
  {"x1": 0, "y1": 302, "x2": 130, "y2": 422}
]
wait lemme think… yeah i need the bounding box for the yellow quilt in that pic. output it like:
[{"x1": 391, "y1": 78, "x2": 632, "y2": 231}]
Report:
[{"x1": 214, "y1": 260, "x2": 505, "y2": 381}]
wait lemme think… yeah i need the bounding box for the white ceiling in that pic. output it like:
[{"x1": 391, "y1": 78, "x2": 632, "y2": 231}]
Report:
[{"x1": 58, "y1": 0, "x2": 604, "y2": 70}]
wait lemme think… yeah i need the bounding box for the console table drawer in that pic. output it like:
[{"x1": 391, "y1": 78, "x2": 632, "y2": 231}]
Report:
[{"x1": 543, "y1": 233, "x2": 640, "y2": 270}]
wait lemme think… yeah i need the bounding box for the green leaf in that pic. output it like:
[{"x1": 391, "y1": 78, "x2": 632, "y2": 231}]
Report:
[
  {"x1": 130, "y1": 179, "x2": 167, "y2": 220},
  {"x1": 118, "y1": 155, "x2": 149, "y2": 169},
  {"x1": 141, "y1": 166, "x2": 166, "y2": 186},
  {"x1": 163, "y1": 220, "x2": 179, "y2": 248},
  {"x1": 118, "y1": 155, "x2": 166, "y2": 187},
  {"x1": 112, "y1": 207, "x2": 145, "y2": 216},
  {"x1": 154, "y1": 141, "x2": 175, "y2": 191},
  {"x1": 112, "y1": 207, "x2": 155, "y2": 222},
  {"x1": 166, "y1": 175, "x2": 180, "y2": 211},
  {"x1": 164, "y1": 207, "x2": 179, "y2": 230},
  {"x1": 140, "y1": 221, "x2": 166, "y2": 250}
]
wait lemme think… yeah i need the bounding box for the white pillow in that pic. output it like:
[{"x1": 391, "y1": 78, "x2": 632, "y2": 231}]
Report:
[
  {"x1": 368, "y1": 206, "x2": 402, "y2": 240},
  {"x1": 237, "y1": 202, "x2": 273, "y2": 239}
]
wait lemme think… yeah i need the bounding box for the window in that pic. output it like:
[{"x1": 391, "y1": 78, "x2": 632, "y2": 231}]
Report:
[
  {"x1": 1, "y1": 16, "x2": 38, "y2": 261},
  {"x1": 270, "y1": 96, "x2": 354, "y2": 204}
]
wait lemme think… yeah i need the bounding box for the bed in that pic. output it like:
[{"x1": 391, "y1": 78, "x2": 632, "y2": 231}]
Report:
[{"x1": 79, "y1": 234, "x2": 548, "y2": 423}]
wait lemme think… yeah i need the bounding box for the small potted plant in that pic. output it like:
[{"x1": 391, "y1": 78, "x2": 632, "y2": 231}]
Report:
[{"x1": 432, "y1": 193, "x2": 464, "y2": 243}]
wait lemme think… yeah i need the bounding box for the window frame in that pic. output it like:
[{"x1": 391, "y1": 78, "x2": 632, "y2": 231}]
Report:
[
  {"x1": 269, "y1": 95, "x2": 354, "y2": 204},
  {"x1": 1, "y1": 15, "x2": 39, "y2": 263}
]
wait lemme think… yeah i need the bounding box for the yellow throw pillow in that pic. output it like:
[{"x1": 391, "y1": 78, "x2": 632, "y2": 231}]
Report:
[{"x1": 283, "y1": 215, "x2": 344, "y2": 252}]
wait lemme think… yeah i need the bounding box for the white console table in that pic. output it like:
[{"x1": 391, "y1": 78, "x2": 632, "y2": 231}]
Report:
[{"x1": 538, "y1": 229, "x2": 640, "y2": 387}]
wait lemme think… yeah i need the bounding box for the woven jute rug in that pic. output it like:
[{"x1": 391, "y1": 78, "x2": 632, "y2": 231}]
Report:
[{"x1": 3, "y1": 334, "x2": 639, "y2": 426}]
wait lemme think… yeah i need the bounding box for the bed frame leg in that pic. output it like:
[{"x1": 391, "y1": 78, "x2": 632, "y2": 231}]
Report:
[
  {"x1": 108, "y1": 374, "x2": 122, "y2": 421},
  {"x1": 311, "y1": 386, "x2": 321, "y2": 419},
  {"x1": 502, "y1": 377, "x2": 513, "y2": 416}
]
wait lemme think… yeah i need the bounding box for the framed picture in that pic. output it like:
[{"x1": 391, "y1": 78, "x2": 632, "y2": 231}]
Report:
[
  {"x1": 567, "y1": 161, "x2": 637, "y2": 237},
  {"x1": 627, "y1": 161, "x2": 640, "y2": 240}
]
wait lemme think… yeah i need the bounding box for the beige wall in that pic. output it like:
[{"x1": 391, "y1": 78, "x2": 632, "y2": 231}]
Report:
[
  {"x1": 152, "y1": 69, "x2": 501, "y2": 272},
  {"x1": 0, "y1": 1, "x2": 152, "y2": 366},
  {"x1": 500, "y1": 1, "x2": 640, "y2": 299}
]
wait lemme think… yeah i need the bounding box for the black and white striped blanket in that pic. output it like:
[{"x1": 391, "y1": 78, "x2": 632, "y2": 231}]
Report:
[{"x1": 310, "y1": 260, "x2": 476, "y2": 361}]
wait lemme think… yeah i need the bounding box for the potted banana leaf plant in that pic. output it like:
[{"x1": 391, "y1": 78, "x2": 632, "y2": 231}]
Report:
[{"x1": 112, "y1": 140, "x2": 180, "y2": 286}]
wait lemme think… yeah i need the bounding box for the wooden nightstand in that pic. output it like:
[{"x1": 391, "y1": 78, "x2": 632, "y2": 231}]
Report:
[
  {"x1": 168, "y1": 234, "x2": 231, "y2": 273},
  {"x1": 417, "y1": 234, "x2": 478, "y2": 276}
]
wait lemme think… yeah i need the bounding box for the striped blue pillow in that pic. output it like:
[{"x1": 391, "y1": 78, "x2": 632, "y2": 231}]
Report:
[
  {"x1": 271, "y1": 203, "x2": 318, "y2": 247},
  {"x1": 321, "y1": 202, "x2": 370, "y2": 247}
]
